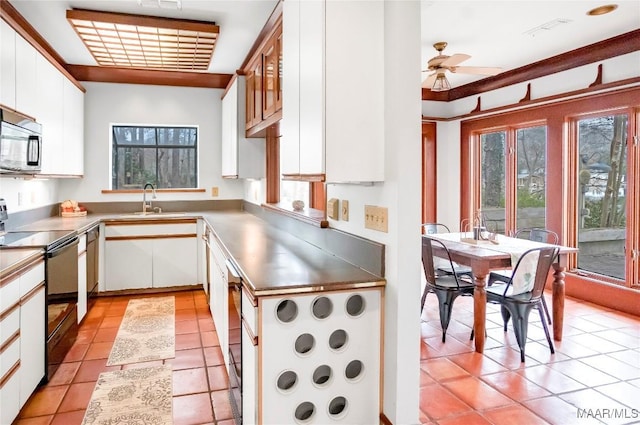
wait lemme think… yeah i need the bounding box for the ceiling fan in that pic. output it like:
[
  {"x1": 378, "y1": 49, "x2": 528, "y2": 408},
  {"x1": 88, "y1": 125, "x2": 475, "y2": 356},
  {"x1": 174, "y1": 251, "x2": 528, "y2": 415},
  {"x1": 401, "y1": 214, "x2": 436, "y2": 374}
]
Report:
[{"x1": 422, "y1": 42, "x2": 502, "y2": 91}]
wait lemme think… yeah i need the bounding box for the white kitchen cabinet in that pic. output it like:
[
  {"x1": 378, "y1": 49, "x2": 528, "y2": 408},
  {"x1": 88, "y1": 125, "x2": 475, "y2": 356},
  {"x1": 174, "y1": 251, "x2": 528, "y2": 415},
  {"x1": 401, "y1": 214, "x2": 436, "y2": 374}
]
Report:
[
  {"x1": 152, "y1": 237, "x2": 198, "y2": 288},
  {"x1": 63, "y1": 77, "x2": 84, "y2": 176},
  {"x1": 104, "y1": 221, "x2": 198, "y2": 291},
  {"x1": 19, "y1": 285, "x2": 45, "y2": 406},
  {"x1": 280, "y1": 0, "x2": 385, "y2": 183},
  {"x1": 0, "y1": 20, "x2": 16, "y2": 109},
  {"x1": 221, "y1": 76, "x2": 265, "y2": 179},
  {"x1": 208, "y1": 233, "x2": 229, "y2": 367},
  {"x1": 0, "y1": 257, "x2": 45, "y2": 425},
  {"x1": 241, "y1": 289, "x2": 258, "y2": 425},
  {"x1": 37, "y1": 53, "x2": 64, "y2": 175},
  {"x1": 14, "y1": 34, "x2": 38, "y2": 118},
  {"x1": 77, "y1": 233, "x2": 87, "y2": 322},
  {"x1": 105, "y1": 239, "x2": 153, "y2": 290},
  {"x1": 259, "y1": 288, "x2": 382, "y2": 424}
]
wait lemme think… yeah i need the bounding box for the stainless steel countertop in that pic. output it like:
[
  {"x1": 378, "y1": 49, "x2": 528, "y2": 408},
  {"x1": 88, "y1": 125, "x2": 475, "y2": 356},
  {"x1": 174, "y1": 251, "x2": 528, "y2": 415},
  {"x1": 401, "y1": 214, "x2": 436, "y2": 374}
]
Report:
[{"x1": 5, "y1": 210, "x2": 385, "y2": 297}]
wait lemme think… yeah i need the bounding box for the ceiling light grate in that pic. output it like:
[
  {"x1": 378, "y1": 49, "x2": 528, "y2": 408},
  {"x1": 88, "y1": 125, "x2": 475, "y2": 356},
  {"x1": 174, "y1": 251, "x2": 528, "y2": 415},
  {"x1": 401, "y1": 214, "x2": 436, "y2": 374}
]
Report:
[
  {"x1": 523, "y1": 18, "x2": 572, "y2": 37},
  {"x1": 66, "y1": 9, "x2": 218, "y2": 71}
]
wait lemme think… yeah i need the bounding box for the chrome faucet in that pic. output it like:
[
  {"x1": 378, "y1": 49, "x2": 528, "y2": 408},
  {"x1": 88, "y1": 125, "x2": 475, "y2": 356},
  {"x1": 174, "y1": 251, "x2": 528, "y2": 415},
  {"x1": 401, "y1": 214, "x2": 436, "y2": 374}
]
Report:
[{"x1": 142, "y1": 183, "x2": 157, "y2": 214}]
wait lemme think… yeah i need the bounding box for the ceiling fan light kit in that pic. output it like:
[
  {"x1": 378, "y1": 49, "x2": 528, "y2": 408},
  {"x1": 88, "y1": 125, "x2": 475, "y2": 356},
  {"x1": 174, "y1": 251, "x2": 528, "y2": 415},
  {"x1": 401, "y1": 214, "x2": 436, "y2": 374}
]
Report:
[{"x1": 422, "y1": 41, "x2": 502, "y2": 91}]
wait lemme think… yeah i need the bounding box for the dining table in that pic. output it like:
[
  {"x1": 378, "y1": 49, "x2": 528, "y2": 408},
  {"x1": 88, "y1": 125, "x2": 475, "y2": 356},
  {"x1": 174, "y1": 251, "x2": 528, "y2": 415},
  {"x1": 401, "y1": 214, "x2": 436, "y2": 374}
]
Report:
[{"x1": 426, "y1": 232, "x2": 579, "y2": 353}]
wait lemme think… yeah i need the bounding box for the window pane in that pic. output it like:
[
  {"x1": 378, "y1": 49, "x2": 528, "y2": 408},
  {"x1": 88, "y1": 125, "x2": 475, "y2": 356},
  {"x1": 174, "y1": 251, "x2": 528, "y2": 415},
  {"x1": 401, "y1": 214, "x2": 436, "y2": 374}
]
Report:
[
  {"x1": 516, "y1": 126, "x2": 547, "y2": 229},
  {"x1": 480, "y1": 131, "x2": 506, "y2": 233},
  {"x1": 158, "y1": 128, "x2": 196, "y2": 146},
  {"x1": 280, "y1": 181, "x2": 310, "y2": 206},
  {"x1": 113, "y1": 127, "x2": 156, "y2": 145},
  {"x1": 114, "y1": 147, "x2": 157, "y2": 188},
  {"x1": 158, "y1": 148, "x2": 196, "y2": 188},
  {"x1": 577, "y1": 114, "x2": 627, "y2": 280}
]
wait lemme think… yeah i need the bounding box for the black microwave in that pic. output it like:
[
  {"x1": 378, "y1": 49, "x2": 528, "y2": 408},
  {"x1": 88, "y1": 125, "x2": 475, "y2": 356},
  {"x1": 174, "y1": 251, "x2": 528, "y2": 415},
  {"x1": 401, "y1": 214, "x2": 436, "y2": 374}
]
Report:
[{"x1": 0, "y1": 108, "x2": 42, "y2": 173}]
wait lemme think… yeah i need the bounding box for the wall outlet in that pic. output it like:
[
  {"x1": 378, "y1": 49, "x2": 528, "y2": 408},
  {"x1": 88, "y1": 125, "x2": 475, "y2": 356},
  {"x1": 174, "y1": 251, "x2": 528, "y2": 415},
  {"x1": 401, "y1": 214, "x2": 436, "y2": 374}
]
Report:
[
  {"x1": 341, "y1": 200, "x2": 349, "y2": 221},
  {"x1": 211, "y1": 186, "x2": 219, "y2": 197},
  {"x1": 327, "y1": 198, "x2": 339, "y2": 220},
  {"x1": 364, "y1": 205, "x2": 388, "y2": 233}
]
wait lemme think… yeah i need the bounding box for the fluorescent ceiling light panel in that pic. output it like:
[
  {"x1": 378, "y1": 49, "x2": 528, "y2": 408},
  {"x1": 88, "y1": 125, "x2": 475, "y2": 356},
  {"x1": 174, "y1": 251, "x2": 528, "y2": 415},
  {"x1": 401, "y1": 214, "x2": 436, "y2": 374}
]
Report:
[{"x1": 66, "y1": 9, "x2": 218, "y2": 71}]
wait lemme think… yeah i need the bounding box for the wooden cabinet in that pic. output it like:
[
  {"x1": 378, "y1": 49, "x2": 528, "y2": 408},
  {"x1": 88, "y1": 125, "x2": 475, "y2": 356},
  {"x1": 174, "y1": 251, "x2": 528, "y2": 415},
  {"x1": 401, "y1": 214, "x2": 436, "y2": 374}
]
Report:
[
  {"x1": 77, "y1": 234, "x2": 87, "y2": 322},
  {"x1": 245, "y1": 57, "x2": 263, "y2": 130},
  {"x1": 281, "y1": 0, "x2": 385, "y2": 183},
  {"x1": 244, "y1": 20, "x2": 282, "y2": 137},
  {"x1": 241, "y1": 289, "x2": 258, "y2": 425},
  {"x1": 221, "y1": 76, "x2": 265, "y2": 179},
  {"x1": 104, "y1": 221, "x2": 198, "y2": 291},
  {"x1": 0, "y1": 257, "x2": 45, "y2": 425},
  {"x1": 37, "y1": 54, "x2": 64, "y2": 175},
  {"x1": 63, "y1": 77, "x2": 84, "y2": 176},
  {"x1": 207, "y1": 231, "x2": 229, "y2": 369}
]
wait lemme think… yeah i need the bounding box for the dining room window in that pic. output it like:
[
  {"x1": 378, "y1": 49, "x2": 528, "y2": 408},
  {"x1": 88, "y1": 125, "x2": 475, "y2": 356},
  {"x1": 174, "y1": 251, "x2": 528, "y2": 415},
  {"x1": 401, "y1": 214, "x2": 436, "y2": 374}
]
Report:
[{"x1": 476, "y1": 124, "x2": 547, "y2": 235}]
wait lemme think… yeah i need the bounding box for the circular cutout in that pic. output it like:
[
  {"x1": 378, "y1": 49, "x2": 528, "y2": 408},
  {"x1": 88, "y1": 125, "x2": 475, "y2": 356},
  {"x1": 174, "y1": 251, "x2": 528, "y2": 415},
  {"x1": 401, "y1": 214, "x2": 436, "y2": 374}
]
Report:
[
  {"x1": 295, "y1": 333, "x2": 315, "y2": 355},
  {"x1": 311, "y1": 296, "x2": 333, "y2": 319},
  {"x1": 312, "y1": 364, "x2": 332, "y2": 386},
  {"x1": 345, "y1": 360, "x2": 363, "y2": 380},
  {"x1": 276, "y1": 370, "x2": 298, "y2": 392},
  {"x1": 276, "y1": 299, "x2": 298, "y2": 323},
  {"x1": 328, "y1": 396, "x2": 348, "y2": 417},
  {"x1": 346, "y1": 294, "x2": 365, "y2": 317},
  {"x1": 328, "y1": 329, "x2": 348, "y2": 351},
  {"x1": 294, "y1": 402, "x2": 315, "y2": 422}
]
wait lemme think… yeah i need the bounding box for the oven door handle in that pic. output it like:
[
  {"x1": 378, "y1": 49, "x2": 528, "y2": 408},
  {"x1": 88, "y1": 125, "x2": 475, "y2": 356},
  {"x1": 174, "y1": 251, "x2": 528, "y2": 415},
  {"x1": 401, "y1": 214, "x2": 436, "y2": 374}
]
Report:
[{"x1": 47, "y1": 237, "x2": 79, "y2": 258}]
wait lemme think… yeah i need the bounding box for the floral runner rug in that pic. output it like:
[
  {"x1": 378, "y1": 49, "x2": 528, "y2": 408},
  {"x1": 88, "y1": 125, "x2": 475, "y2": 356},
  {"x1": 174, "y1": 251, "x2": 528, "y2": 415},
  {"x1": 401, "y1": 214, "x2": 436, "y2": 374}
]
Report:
[
  {"x1": 106, "y1": 296, "x2": 175, "y2": 366},
  {"x1": 82, "y1": 365, "x2": 172, "y2": 425}
]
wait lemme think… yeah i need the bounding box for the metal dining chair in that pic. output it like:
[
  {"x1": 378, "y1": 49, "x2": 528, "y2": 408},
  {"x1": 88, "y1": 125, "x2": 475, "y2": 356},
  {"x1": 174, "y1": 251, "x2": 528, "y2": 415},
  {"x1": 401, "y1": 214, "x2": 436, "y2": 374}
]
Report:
[
  {"x1": 421, "y1": 223, "x2": 473, "y2": 278},
  {"x1": 421, "y1": 236, "x2": 475, "y2": 342},
  {"x1": 487, "y1": 227, "x2": 559, "y2": 324},
  {"x1": 475, "y1": 246, "x2": 560, "y2": 362}
]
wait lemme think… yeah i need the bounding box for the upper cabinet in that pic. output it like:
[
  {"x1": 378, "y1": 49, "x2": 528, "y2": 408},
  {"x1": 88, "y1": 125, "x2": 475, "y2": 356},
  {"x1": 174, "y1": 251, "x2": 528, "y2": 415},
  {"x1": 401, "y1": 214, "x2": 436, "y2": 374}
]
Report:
[
  {"x1": 244, "y1": 18, "x2": 283, "y2": 138},
  {"x1": 280, "y1": 0, "x2": 385, "y2": 183},
  {"x1": 0, "y1": 20, "x2": 16, "y2": 110},
  {"x1": 1, "y1": 19, "x2": 84, "y2": 177},
  {"x1": 222, "y1": 76, "x2": 266, "y2": 179}
]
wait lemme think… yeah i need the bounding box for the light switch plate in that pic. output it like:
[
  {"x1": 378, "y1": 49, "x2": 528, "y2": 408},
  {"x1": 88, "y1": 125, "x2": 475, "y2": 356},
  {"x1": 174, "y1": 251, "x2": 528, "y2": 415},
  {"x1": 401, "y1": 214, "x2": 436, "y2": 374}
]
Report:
[
  {"x1": 364, "y1": 205, "x2": 388, "y2": 232},
  {"x1": 341, "y1": 200, "x2": 349, "y2": 221},
  {"x1": 211, "y1": 187, "x2": 219, "y2": 197},
  {"x1": 327, "y1": 198, "x2": 339, "y2": 220}
]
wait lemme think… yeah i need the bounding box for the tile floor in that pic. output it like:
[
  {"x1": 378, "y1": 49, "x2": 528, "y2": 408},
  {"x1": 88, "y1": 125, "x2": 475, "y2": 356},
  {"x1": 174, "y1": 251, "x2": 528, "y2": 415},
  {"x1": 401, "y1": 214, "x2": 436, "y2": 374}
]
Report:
[
  {"x1": 14, "y1": 289, "x2": 234, "y2": 425},
  {"x1": 12, "y1": 287, "x2": 640, "y2": 425},
  {"x1": 419, "y1": 291, "x2": 640, "y2": 425}
]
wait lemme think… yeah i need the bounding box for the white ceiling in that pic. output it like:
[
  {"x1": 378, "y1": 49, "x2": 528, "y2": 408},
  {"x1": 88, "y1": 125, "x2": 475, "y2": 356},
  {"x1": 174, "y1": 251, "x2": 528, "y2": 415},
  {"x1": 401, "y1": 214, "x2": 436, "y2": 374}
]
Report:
[{"x1": 8, "y1": 0, "x2": 640, "y2": 88}]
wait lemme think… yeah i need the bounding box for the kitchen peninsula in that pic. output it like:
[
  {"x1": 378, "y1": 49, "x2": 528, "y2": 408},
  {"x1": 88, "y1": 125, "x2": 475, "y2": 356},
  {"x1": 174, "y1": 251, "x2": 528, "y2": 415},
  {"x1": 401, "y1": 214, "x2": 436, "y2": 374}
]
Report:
[{"x1": 0, "y1": 202, "x2": 385, "y2": 424}]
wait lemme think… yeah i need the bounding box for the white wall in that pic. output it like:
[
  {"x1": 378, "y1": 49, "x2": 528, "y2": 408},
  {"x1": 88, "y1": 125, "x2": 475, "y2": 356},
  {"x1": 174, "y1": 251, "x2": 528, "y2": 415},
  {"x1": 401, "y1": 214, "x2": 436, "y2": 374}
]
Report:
[
  {"x1": 59, "y1": 82, "x2": 244, "y2": 203},
  {"x1": 0, "y1": 178, "x2": 59, "y2": 213}
]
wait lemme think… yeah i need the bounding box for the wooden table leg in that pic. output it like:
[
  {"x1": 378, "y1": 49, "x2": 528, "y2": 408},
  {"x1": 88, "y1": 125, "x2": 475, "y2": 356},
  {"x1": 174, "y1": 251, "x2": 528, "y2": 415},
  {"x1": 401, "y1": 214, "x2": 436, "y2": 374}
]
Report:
[
  {"x1": 551, "y1": 263, "x2": 566, "y2": 341},
  {"x1": 473, "y1": 272, "x2": 487, "y2": 353}
]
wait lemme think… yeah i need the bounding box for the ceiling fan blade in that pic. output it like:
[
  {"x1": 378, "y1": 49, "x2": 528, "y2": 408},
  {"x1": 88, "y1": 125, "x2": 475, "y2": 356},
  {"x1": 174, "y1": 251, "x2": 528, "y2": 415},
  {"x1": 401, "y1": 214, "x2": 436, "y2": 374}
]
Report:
[
  {"x1": 451, "y1": 66, "x2": 502, "y2": 76},
  {"x1": 422, "y1": 72, "x2": 437, "y2": 88},
  {"x1": 440, "y1": 53, "x2": 470, "y2": 68}
]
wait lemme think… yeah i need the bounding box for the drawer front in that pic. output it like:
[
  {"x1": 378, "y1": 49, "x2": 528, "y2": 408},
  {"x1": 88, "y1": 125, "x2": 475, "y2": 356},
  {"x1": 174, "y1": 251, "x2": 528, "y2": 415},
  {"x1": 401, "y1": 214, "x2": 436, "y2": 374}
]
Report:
[
  {"x1": 0, "y1": 277, "x2": 20, "y2": 315},
  {"x1": 19, "y1": 261, "x2": 45, "y2": 298},
  {"x1": 105, "y1": 223, "x2": 197, "y2": 237},
  {"x1": 0, "y1": 307, "x2": 20, "y2": 348},
  {"x1": 0, "y1": 336, "x2": 20, "y2": 379}
]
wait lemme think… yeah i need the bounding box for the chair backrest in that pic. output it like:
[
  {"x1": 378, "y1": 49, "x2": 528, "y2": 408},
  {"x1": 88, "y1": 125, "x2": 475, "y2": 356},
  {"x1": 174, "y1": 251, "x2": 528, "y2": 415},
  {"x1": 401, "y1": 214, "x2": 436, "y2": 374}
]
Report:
[
  {"x1": 514, "y1": 227, "x2": 559, "y2": 244},
  {"x1": 421, "y1": 223, "x2": 451, "y2": 235},
  {"x1": 421, "y1": 236, "x2": 463, "y2": 287},
  {"x1": 505, "y1": 246, "x2": 559, "y2": 298}
]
